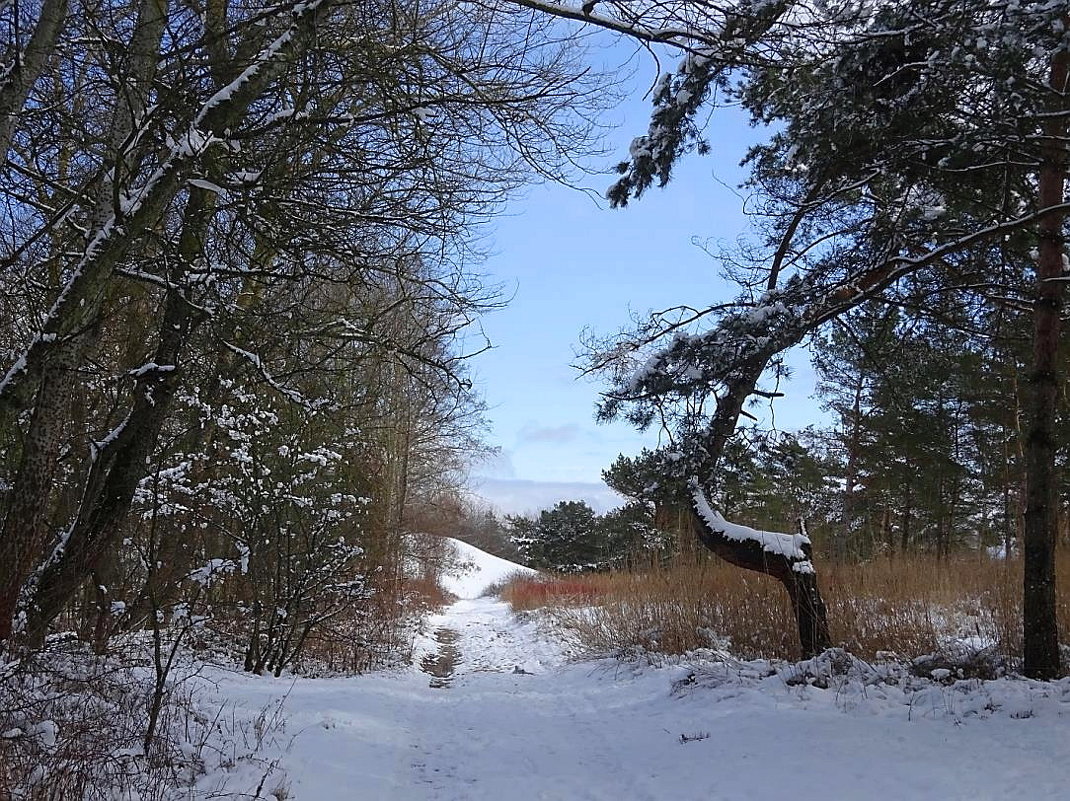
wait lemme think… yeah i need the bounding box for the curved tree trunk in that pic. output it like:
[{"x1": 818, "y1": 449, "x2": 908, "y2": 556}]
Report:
[
  {"x1": 690, "y1": 492, "x2": 830, "y2": 659},
  {"x1": 688, "y1": 348, "x2": 831, "y2": 659}
]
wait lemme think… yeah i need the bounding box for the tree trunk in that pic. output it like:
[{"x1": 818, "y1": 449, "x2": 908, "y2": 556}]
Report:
[
  {"x1": 900, "y1": 478, "x2": 912, "y2": 553},
  {"x1": 1022, "y1": 36, "x2": 1068, "y2": 680},
  {"x1": 0, "y1": 0, "x2": 169, "y2": 643},
  {"x1": 690, "y1": 501, "x2": 830, "y2": 658},
  {"x1": 19, "y1": 189, "x2": 213, "y2": 645},
  {"x1": 0, "y1": 0, "x2": 69, "y2": 165},
  {"x1": 1002, "y1": 433, "x2": 1015, "y2": 557},
  {"x1": 689, "y1": 355, "x2": 831, "y2": 659},
  {"x1": 840, "y1": 378, "x2": 863, "y2": 559},
  {"x1": 0, "y1": 345, "x2": 78, "y2": 641}
]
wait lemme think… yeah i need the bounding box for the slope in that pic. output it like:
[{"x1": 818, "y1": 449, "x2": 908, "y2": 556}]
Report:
[{"x1": 438, "y1": 537, "x2": 536, "y2": 599}]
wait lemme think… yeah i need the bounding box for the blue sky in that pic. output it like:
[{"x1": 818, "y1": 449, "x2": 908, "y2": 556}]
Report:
[{"x1": 467, "y1": 41, "x2": 826, "y2": 516}]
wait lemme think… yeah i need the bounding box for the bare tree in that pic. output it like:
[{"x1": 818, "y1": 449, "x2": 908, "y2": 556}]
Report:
[{"x1": 0, "y1": 0, "x2": 611, "y2": 646}]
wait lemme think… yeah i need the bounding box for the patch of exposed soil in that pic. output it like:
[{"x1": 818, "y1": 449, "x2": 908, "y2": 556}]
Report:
[{"x1": 420, "y1": 628, "x2": 461, "y2": 688}]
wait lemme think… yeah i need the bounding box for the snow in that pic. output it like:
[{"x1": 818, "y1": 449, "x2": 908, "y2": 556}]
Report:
[
  {"x1": 439, "y1": 538, "x2": 536, "y2": 599},
  {"x1": 128, "y1": 361, "x2": 176, "y2": 377},
  {"x1": 210, "y1": 597, "x2": 1070, "y2": 800},
  {"x1": 187, "y1": 558, "x2": 236, "y2": 585},
  {"x1": 27, "y1": 720, "x2": 57, "y2": 748},
  {"x1": 692, "y1": 487, "x2": 813, "y2": 568},
  {"x1": 187, "y1": 178, "x2": 225, "y2": 194}
]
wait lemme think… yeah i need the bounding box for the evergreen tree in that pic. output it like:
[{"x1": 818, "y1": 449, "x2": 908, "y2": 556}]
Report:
[
  {"x1": 546, "y1": 0, "x2": 1069, "y2": 670},
  {"x1": 528, "y1": 501, "x2": 601, "y2": 571}
]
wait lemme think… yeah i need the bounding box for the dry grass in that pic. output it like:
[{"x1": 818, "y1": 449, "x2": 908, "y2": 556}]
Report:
[
  {"x1": 502, "y1": 553, "x2": 1070, "y2": 665},
  {"x1": 499, "y1": 576, "x2": 602, "y2": 611}
]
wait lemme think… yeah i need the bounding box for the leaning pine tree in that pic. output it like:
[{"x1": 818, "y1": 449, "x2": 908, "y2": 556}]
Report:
[{"x1": 524, "y1": 0, "x2": 1068, "y2": 672}]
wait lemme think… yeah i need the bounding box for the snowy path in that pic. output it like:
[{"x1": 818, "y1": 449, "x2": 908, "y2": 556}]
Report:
[{"x1": 216, "y1": 596, "x2": 1070, "y2": 801}]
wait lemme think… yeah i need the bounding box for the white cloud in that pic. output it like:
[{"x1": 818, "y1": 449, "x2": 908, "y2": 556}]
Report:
[
  {"x1": 517, "y1": 422, "x2": 583, "y2": 444},
  {"x1": 470, "y1": 477, "x2": 626, "y2": 517}
]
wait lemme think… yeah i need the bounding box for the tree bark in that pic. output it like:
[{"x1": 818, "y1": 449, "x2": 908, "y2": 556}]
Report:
[
  {"x1": 689, "y1": 354, "x2": 831, "y2": 659},
  {"x1": 1022, "y1": 35, "x2": 1068, "y2": 680},
  {"x1": 0, "y1": 346, "x2": 77, "y2": 640},
  {"x1": 840, "y1": 377, "x2": 863, "y2": 558},
  {"x1": 0, "y1": 0, "x2": 69, "y2": 164},
  {"x1": 690, "y1": 502, "x2": 830, "y2": 658}
]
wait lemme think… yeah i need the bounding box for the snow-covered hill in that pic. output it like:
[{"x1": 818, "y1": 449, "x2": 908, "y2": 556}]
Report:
[{"x1": 438, "y1": 537, "x2": 535, "y2": 599}]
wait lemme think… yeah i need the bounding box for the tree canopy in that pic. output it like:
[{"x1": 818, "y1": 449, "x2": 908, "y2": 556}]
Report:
[{"x1": 523, "y1": 0, "x2": 1070, "y2": 673}]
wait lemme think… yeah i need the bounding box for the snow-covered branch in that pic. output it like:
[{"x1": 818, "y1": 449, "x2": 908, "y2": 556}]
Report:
[
  {"x1": 691, "y1": 486, "x2": 813, "y2": 573},
  {"x1": 0, "y1": 0, "x2": 336, "y2": 410}
]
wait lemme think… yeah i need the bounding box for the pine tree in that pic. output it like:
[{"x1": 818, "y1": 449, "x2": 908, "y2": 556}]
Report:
[{"x1": 550, "y1": 0, "x2": 1069, "y2": 670}]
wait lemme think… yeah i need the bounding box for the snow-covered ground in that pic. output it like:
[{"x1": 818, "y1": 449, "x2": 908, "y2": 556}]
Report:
[
  {"x1": 206, "y1": 542, "x2": 1070, "y2": 800},
  {"x1": 438, "y1": 538, "x2": 536, "y2": 599}
]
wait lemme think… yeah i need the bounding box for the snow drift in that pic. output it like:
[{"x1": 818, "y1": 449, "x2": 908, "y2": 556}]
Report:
[{"x1": 439, "y1": 538, "x2": 535, "y2": 599}]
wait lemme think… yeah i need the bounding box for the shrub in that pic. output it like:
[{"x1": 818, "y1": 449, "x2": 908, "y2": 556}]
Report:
[
  {"x1": 519, "y1": 552, "x2": 1070, "y2": 667},
  {"x1": 0, "y1": 639, "x2": 285, "y2": 799}
]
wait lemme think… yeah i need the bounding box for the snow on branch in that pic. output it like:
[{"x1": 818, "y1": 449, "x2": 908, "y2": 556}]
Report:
[
  {"x1": 503, "y1": 0, "x2": 725, "y2": 49},
  {"x1": 0, "y1": 0, "x2": 336, "y2": 411},
  {"x1": 221, "y1": 341, "x2": 329, "y2": 412},
  {"x1": 691, "y1": 485, "x2": 814, "y2": 573},
  {"x1": 186, "y1": 558, "x2": 238, "y2": 587},
  {"x1": 604, "y1": 198, "x2": 1070, "y2": 416}
]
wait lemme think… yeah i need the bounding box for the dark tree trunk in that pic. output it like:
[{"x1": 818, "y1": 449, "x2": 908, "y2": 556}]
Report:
[
  {"x1": 1, "y1": 0, "x2": 170, "y2": 645},
  {"x1": 880, "y1": 506, "x2": 893, "y2": 555},
  {"x1": 675, "y1": 183, "x2": 837, "y2": 659},
  {"x1": 20, "y1": 195, "x2": 209, "y2": 645},
  {"x1": 784, "y1": 567, "x2": 831, "y2": 660},
  {"x1": 21, "y1": 342, "x2": 187, "y2": 645},
  {"x1": 690, "y1": 504, "x2": 830, "y2": 658},
  {"x1": 900, "y1": 478, "x2": 912, "y2": 553},
  {"x1": 840, "y1": 379, "x2": 863, "y2": 559},
  {"x1": 1022, "y1": 37, "x2": 1068, "y2": 680},
  {"x1": 690, "y1": 354, "x2": 831, "y2": 659},
  {"x1": 0, "y1": 344, "x2": 79, "y2": 641}
]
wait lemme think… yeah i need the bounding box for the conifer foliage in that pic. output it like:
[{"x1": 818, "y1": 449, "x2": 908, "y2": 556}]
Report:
[{"x1": 526, "y1": 0, "x2": 1069, "y2": 673}]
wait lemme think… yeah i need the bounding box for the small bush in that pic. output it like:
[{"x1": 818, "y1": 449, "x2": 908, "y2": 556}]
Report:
[
  {"x1": 297, "y1": 577, "x2": 439, "y2": 674},
  {"x1": 0, "y1": 638, "x2": 285, "y2": 799}
]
